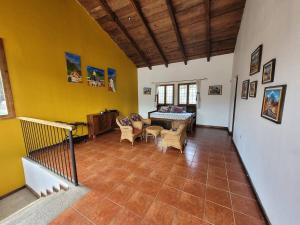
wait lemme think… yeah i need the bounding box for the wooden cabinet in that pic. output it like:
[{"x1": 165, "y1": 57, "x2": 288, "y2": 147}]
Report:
[{"x1": 87, "y1": 110, "x2": 119, "y2": 139}]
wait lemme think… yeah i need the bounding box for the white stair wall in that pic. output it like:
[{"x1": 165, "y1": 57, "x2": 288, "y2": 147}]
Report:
[{"x1": 22, "y1": 157, "x2": 69, "y2": 197}]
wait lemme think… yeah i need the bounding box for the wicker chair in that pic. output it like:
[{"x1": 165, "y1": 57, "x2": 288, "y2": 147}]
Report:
[
  {"x1": 116, "y1": 116, "x2": 143, "y2": 146},
  {"x1": 129, "y1": 113, "x2": 151, "y2": 126},
  {"x1": 161, "y1": 121, "x2": 187, "y2": 153}
]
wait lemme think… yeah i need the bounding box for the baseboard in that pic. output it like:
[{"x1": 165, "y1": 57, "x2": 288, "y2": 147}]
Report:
[
  {"x1": 231, "y1": 139, "x2": 271, "y2": 225},
  {"x1": 227, "y1": 129, "x2": 232, "y2": 136},
  {"x1": 0, "y1": 185, "x2": 26, "y2": 200},
  {"x1": 196, "y1": 124, "x2": 228, "y2": 130}
]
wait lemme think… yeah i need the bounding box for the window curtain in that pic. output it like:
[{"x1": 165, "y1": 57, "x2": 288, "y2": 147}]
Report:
[
  {"x1": 196, "y1": 79, "x2": 201, "y2": 109},
  {"x1": 154, "y1": 84, "x2": 159, "y2": 109}
]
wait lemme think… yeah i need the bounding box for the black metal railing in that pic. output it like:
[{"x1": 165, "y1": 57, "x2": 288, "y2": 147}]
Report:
[{"x1": 19, "y1": 117, "x2": 78, "y2": 186}]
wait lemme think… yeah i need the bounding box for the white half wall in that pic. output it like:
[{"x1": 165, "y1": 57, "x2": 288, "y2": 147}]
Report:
[
  {"x1": 22, "y1": 157, "x2": 69, "y2": 196},
  {"x1": 231, "y1": 1, "x2": 300, "y2": 225},
  {"x1": 138, "y1": 54, "x2": 234, "y2": 127}
]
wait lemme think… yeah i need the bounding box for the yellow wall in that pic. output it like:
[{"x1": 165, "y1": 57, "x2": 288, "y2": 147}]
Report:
[{"x1": 0, "y1": 0, "x2": 138, "y2": 196}]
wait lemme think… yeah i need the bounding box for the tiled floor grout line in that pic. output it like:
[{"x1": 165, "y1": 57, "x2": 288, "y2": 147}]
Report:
[
  {"x1": 72, "y1": 206, "x2": 96, "y2": 225},
  {"x1": 225, "y1": 155, "x2": 237, "y2": 225}
]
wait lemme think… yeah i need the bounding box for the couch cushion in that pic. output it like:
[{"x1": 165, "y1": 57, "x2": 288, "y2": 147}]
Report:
[
  {"x1": 120, "y1": 117, "x2": 132, "y2": 126},
  {"x1": 131, "y1": 114, "x2": 141, "y2": 121}
]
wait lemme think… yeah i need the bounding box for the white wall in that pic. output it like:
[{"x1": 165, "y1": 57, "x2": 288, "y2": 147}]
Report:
[
  {"x1": 22, "y1": 158, "x2": 69, "y2": 196},
  {"x1": 231, "y1": 1, "x2": 300, "y2": 225},
  {"x1": 138, "y1": 54, "x2": 234, "y2": 127}
]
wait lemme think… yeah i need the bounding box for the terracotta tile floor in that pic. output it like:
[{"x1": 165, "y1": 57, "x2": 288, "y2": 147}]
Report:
[{"x1": 50, "y1": 128, "x2": 267, "y2": 225}]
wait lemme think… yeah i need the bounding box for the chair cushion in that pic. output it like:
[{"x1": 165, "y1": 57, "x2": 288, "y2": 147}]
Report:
[
  {"x1": 120, "y1": 117, "x2": 132, "y2": 126},
  {"x1": 131, "y1": 114, "x2": 141, "y2": 121}
]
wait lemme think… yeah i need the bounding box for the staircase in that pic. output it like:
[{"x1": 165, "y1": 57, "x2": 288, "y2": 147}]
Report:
[{"x1": 0, "y1": 185, "x2": 88, "y2": 225}]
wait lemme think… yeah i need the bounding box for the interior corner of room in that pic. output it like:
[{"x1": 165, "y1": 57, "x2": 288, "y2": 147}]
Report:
[{"x1": 0, "y1": 0, "x2": 299, "y2": 225}]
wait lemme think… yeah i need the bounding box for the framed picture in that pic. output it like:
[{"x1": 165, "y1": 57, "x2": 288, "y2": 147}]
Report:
[
  {"x1": 143, "y1": 87, "x2": 151, "y2": 95},
  {"x1": 249, "y1": 81, "x2": 258, "y2": 98},
  {"x1": 107, "y1": 68, "x2": 116, "y2": 92},
  {"x1": 261, "y1": 85, "x2": 287, "y2": 124},
  {"x1": 65, "y1": 52, "x2": 82, "y2": 83},
  {"x1": 208, "y1": 85, "x2": 222, "y2": 95},
  {"x1": 262, "y1": 59, "x2": 276, "y2": 84},
  {"x1": 87, "y1": 66, "x2": 105, "y2": 87},
  {"x1": 250, "y1": 45, "x2": 263, "y2": 75},
  {"x1": 241, "y1": 80, "x2": 249, "y2": 99}
]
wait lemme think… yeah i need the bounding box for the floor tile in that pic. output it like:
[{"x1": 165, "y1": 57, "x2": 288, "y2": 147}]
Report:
[
  {"x1": 108, "y1": 184, "x2": 135, "y2": 205},
  {"x1": 172, "y1": 209, "x2": 193, "y2": 225},
  {"x1": 144, "y1": 200, "x2": 176, "y2": 225},
  {"x1": 176, "y1": 192, "x2": 204, "y2": 218},
  {"x1": 234, "y1": 212, "x2": 267, "y2": 225},
  {"x1": 231, "y1": 194, "x2": 264, "y2": 220},
  {"x1": 204, "y1": 201, "x2": 234, "y2": 225},
  {"x1": 124, "y1": 190, "x2": 154, "y2": 217},
  {"x1": 156, "y1": 184, "x2": 181, "y2": 207},
  {"x1": 164, "y1": 175, "x2": 186, "y2": 190},
  {"x1": 229, "y1": 180, "x2": 255, "y2": 199},
  {"x1": 207, "y1": 175, "x2": 229, "y2": 191},
  {"x1": 113, "y1": 208, "x2": 143, "y2": 225},
  {"x1": 137, "y1": 178, "x2": 162, "y2": 197},
  {"x1": 183, "y1": 180, "x2": 206, "y2": 198},
  {"x1": 206, "y1": 186, "x2": 232, "y2": 208}
]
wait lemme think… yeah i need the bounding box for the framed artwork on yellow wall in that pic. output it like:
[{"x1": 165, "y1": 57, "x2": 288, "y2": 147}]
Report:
[
  {"x1": 87, "y1": 66, "x2": 105, "y2": 87},
  {"x1": 108, "y1": 68, "x2": 116, "y2": 92},
  {"x1": 65, "y1": 52, "x2": 82, "y2": 83}
]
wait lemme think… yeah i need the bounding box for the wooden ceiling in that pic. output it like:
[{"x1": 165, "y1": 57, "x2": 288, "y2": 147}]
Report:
[{"x1": 78, "y1": 0, "x2": 246, "y2": 68}]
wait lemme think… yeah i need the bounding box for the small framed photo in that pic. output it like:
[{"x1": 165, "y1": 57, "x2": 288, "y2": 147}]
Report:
[
  {"x1": 241, "y1": 80, "x2": 250, "y2": 99},
  {"x1": 143, "y1": 87, "x2": 151, "y2": 95},
  {"x1": 261, "y1": 85, "x2": 287, "y2": 124},
  {"x1": 208, "y1": 85, "x2": 222, "y2": 95},
  {"x1": 262, "y1": 59, "x2": 276, "y2": 84},
  {"x1": 250, "y1": 45, "x2": 263, "y2": 75},
  {"x1": 249, "y1": 81, "x2": 258, "y2": 98}
]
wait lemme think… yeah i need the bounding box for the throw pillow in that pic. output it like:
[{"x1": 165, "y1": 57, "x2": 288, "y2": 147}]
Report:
[{"x1": 120, "y1": 117, "x2": 132, "y2": 126}]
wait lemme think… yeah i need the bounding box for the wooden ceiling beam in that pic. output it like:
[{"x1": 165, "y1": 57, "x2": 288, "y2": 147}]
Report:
[
  {"x1": 98, "y1": 0, "x2": 152, "y2": 69},
  {"x1": 204, "y1": 0, "x2": 211, "y2": 62},
  {"x1": 129, "y1": 0, "x2": 168, "y2": 67},
  {"x1": 165, "y1": 0, "x2": 187, "y2": 65}
]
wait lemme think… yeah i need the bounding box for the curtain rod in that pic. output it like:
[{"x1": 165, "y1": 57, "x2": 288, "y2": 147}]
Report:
[{"x1": 151, "y1": 78, "x2": 207, "y2": 84}]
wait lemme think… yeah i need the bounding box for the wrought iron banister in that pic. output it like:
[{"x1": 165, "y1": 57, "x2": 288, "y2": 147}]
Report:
[{"x1": 18, "y1": 117, "x2": 78, "y2": 186}]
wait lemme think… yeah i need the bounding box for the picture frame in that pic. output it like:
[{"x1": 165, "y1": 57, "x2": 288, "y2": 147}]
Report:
[
  {"x1": 107, "y1": 68, "x2": 116, "y2": 92},
  {"x1": 249, "y1": 81, "x2": 258, "y2": 98},
  {"x1": 261, "y1": 85, "x2": 287, "y2": 124},
  {"x1": 208, "y1": 85, "x2": 222, "y2": 95},
  {"x1": 262, "y1": 59, "x2": 276, "y2": 84},
  {"x1": 250, "y1": 45, "x2": 263, "y2": 75},
  {"x1": 87, "y1": 66, "x2": 105, "y2": 87},
  {"x1": 241, "y1": 80, "x2": 249, "y2": 99},
  {"x1": 65, "y1": 52, "x2": 82, "y2": 83},
  {"x1": 143, "y1": 87, "x2": 151, "y2": 95}
]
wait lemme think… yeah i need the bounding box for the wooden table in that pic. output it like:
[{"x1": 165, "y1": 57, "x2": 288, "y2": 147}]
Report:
[{"x1": 145, "y1": 126, "x2": 163, "y2": 143}]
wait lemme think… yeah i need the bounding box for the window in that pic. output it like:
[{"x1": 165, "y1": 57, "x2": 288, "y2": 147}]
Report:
[
  {"x1": 0, "y1": 38, "x2": 15, "y2": 119},
  {"x1": 157, "y1": 84, "x2": 174, "y2": 105},
  {"x1": 178, "y1": 83, "x2": 197, "y2": 105}
]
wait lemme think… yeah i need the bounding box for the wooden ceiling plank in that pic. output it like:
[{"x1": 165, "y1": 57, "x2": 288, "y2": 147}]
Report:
[
  {"x1": 129, "y1": 0, "x2": 168, "y2": 67},
  {"x1": 98, "y1": 0, "x2": 152, "y2": 69},
  {"x1": 165, "y1": 0, "x2": 187, "y2": 65},
  {"x1": 204, "y1": 0, "x2": 211, "y2": 62}
]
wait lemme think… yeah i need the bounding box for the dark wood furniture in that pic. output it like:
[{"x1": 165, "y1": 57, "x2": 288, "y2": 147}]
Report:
[
  {"x1": 87, "y1": 110, "x2": 119, "y2": 139},
  {"x1": 148, "y1": 105, "x2": 197, "y2": 132}
]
